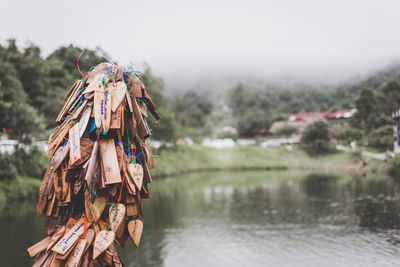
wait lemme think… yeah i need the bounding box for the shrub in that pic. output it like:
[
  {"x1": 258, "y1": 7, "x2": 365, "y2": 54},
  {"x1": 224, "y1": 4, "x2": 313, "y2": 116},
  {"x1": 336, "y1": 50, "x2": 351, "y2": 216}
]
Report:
[
  {"x1": 389, "y1": 154, "x2": 400, "y2": 178},
  {"x1": 0, "y1": 154, "x2": 17, "y2": 181},
  {"x1": 340, "y1": 127, "x2": 364, "y2": 144},
  {"x1": 368, "y1": 125, "x2": 393, "y2": 151}
]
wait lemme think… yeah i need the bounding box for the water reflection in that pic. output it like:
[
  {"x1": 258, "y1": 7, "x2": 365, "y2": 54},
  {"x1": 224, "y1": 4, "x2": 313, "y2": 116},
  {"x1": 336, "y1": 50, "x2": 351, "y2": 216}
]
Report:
[{"x1": 2, "y1": 171, "x2": 400, "y2": 266}]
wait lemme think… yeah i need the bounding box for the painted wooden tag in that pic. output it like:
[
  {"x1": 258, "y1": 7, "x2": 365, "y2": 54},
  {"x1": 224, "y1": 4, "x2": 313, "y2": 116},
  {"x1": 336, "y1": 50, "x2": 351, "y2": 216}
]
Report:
[
  {"x1": 52, "y1": 218, "x2": 85, "y2": 255},
  {"x1": 84, "y1": 139, "x2": 98, "y2": 186},
  {"x1": 99, "y1": 139, "x2": 122, "y2": 185},
  {"x1": 110, "y1": 105, "x2": 122, "y2": 129},
  {"x1": 109, "y1": 204, "x2": 126, "y2": 233},
  {"x1": 69, "y1": 123, "x2": 81, "y2": 165},
  {"x1": 93, "y1": 230, "x2": 115, "y2": 260},
  {"x1": 102, "y1": 83, "x2": 112, "y2": 133},
  {"x1": 79, "y1": 106, "x2": 92, "y2": 137},
  {"x1": 129, "y1": 163, "x2": 143, "y2": 190},
  {"x1": 27, "y1": 236, "x2": 52, "y2": 257},
  {"x1": 65, "y1": 239, "x2": 87, "y2": 267},
  {"x1": 111, "y1": 82, "x2": 127, "y2": 112},
  {"x1": 94, "y1": 81, "x2": 104, "y2": 128}
]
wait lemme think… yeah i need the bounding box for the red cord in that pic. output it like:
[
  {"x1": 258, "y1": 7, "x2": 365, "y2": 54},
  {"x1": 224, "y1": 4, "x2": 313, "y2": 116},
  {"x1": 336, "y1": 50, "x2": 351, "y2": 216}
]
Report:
[{"x1": 77, "y1": 49, "x2": 85, "y2": 77}]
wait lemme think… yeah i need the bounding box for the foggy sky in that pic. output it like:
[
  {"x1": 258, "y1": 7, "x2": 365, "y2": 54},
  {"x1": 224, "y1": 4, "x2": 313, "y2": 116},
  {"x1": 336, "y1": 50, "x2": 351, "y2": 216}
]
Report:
[{"x1": 1, "y1": 0, "x2": 400, "y2": 89}]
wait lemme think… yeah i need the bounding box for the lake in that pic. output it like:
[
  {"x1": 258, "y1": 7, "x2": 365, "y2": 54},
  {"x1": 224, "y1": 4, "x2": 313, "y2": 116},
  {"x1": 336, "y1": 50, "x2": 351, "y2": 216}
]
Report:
[{"x1": 2, "y1": 170, "x2": 400, "y2": 266}]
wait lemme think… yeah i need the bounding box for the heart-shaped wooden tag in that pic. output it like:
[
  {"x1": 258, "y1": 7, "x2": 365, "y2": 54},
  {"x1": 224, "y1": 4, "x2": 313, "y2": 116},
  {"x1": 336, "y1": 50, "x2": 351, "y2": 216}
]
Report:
[
  {"x1": 111, "y1": 82, "x2": 127, "y2": 112},
  {"x1": 93, "y1": 230, "x2": 115, "y2": 260},
  {"x1": 128, "y1": 164, "x2": 143, "y2": 191},
  {"x1": 85, "y1": 190, "x2": 106, "y2": 224},
  {"x1": 128, "y1": 219, "x2": 143, "y2": 247},
  {"x1": 109, "y1": 204, "x2": 126, "y2": 233}
]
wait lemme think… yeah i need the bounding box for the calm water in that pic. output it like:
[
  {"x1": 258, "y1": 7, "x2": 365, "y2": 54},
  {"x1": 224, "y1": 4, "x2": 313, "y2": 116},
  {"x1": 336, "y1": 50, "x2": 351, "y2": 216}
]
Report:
[{"x1": 2, "y1": 171, "x2": 400, "y2": 266}]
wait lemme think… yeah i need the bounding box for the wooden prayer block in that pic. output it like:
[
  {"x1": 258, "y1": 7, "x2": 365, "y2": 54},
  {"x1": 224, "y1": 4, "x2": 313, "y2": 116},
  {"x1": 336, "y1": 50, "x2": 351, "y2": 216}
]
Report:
[{"x1": 99, "y1": 139, "x2": 122, "y2": 185}]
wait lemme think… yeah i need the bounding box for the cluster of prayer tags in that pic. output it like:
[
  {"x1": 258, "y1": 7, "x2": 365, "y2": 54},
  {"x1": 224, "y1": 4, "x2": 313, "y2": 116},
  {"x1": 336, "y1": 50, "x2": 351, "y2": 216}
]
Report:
[{"x1": 27, "y1": 62, "x2": 160, "y2": 267}]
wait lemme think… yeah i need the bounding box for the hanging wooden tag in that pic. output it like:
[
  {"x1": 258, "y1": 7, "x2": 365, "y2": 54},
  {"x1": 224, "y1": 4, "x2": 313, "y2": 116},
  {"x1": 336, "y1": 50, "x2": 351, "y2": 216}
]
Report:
[
  {"x1": 94, "y1": 82, "x2": 104, "y2": 128},
  {"x1": 128, "y1": 219, "x2": 143, "y2": 247},
  {"x1": 111, "y1": 82, "x2": 127, "y2": 112},
  {"x1": 80, "y1": 107, "x2": 92, "y2": 137},
  {"x1": 93, "y1": 230, "x2": 115, "y2": 260},
  {"x1": 85, "y1": 139, "x2": 98, "y2": 186},
  {"x1": 145, "y1": 139, "x2": 155, "y2": 169},
  {"x1": 69, "y1": 123, "x2": 81, "y2": 165},
  {"x1": 46, "y1": 226, "x2": 66, "y2": 252},
  {"x1": 109, "y1": 204, "x2": 126, "y2": 233},
  {"x1": 50, "y1": 144, "x2": 69, "y2": 171},
  {"x1": 102, "y1": 84, "x2": 112, "y2": 133},
  {"x1": 65, "y1": 239, "x2": 87, "y2": 267},
  {"x1": 72, "y1": 99, "x2": 88, "y2": 120},
  {"x1": 110, "y1": 105, "x2": 122, "y2": 129},
  {"x1": 85, "y1": 189, "x2": 106, "y2": 223},
  {"x1": 52, "y1": 217, "x2": 85, "y2": 255},
  {"x1": 126, "y1": 204, "x2": 138, "y2": 217},
  {"x1": 27, "y1": 236, "x2": 52, "y2": 258},
  {"x1": 129, "y1": 164, "x2": 143, "y2": 191},
  {"x1": 83, "y1": 75, "x2": 103, "y2": 94},
  {"x1": 82, "y1": 229, "x2": 95, "y2": 253},
  {"x1": 99, "y1": 139, "x2": 122, "y2": 185},
  {"x1": 125, "y1": 170, "x2": 136, "y2": 195},
  {"x1": 125, "y1": 91, "x2": 133, "y2": 112},
  {"x1": 70, "y1": 138, "x2": 94, "y2": 168}
]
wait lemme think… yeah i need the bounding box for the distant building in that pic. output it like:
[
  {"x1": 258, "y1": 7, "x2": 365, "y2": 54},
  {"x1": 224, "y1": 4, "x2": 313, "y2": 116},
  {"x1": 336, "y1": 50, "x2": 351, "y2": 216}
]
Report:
[{"x1": 270, "y1": 109, "x2": 357, "y2": 136}]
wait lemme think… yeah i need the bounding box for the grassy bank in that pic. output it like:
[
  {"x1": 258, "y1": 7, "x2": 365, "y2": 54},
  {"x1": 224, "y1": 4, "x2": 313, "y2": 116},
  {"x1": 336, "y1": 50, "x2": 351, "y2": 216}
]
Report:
[
  {"x1": 0, "y1": 145, "x2": 387, "y2": 204},
  {"x1": 150, "y1": 145, "x2": 383, "y2": 178}
]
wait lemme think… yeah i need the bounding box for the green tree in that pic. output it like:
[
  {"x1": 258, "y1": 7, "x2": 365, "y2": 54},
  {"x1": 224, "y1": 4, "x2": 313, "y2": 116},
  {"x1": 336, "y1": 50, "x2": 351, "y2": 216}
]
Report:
[{"x1": 301, "y1": 121, "x2": 332, "y2": 154}]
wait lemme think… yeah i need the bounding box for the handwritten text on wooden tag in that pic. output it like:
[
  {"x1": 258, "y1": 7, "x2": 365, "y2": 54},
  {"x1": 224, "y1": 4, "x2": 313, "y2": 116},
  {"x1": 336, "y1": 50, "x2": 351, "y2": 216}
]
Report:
[
  {"x1": 69, "y1": 123, "x2": 81, "y2": 165},
  {"x1": 109, "y1": 204, "x2": 126, "y2": 233},
  {"x1": 93, "y1": 230, "x2": 115, "y2": 260}
]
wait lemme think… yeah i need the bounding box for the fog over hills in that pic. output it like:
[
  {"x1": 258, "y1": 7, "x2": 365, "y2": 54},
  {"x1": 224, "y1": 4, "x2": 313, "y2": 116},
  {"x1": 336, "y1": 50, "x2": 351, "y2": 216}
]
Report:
[{"x1": 2, "y1": 0, "x2": 400, "y2": 93}]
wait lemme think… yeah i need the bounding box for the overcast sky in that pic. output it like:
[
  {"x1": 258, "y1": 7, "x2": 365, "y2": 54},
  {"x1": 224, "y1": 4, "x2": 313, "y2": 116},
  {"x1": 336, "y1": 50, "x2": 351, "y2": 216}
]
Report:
[{"x1": 1, "y1": 0, "x2": 400, "y2": 88}]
